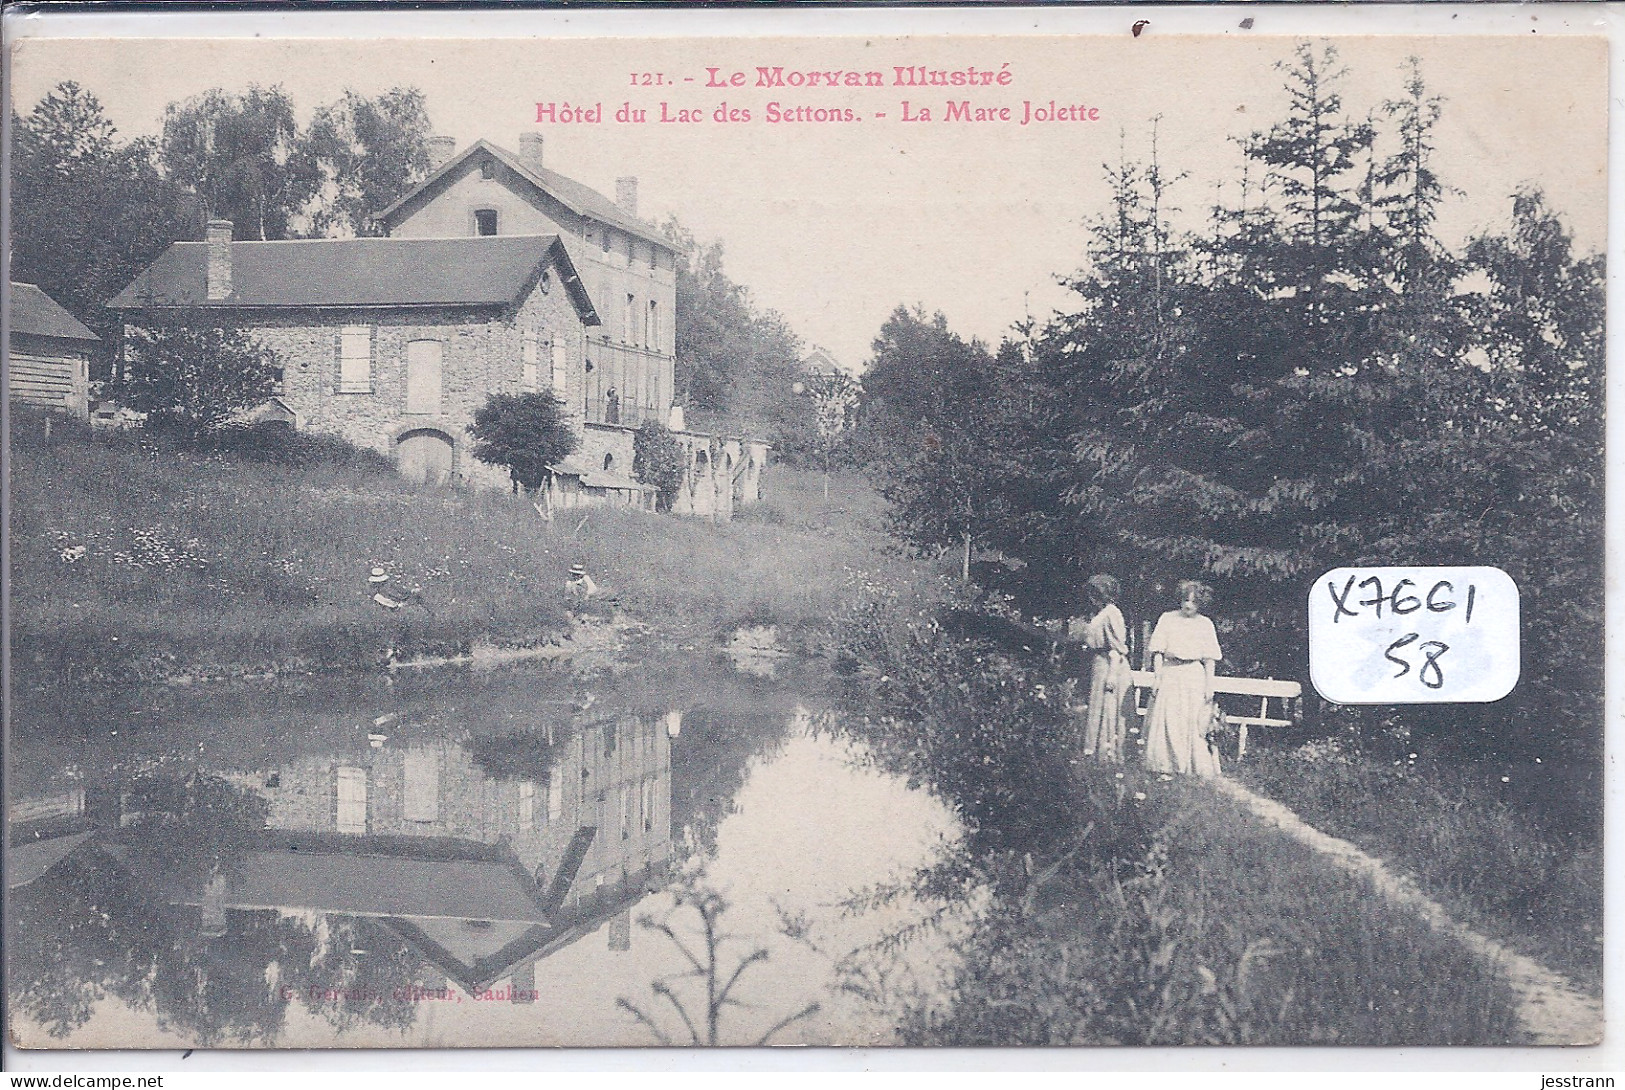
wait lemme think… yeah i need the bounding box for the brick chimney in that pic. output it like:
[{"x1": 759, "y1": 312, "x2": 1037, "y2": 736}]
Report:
[
  {"x1": 427, "y1": 135, "x2": 456, "y2": 171},
  {"x1": 205, "y1": 219, "x2": 233, "y2": 301},
  {"x1": 615, "y1": 177, "x2": 638, "y2": 219},
  {"x1": 519, "y1": 133, "x2": 545, "y2": 174}
]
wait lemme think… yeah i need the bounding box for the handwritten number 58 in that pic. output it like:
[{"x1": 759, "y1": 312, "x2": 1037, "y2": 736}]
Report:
[{"x1": 1385, "y1": 633, "x2": 1449, "y2": 689}]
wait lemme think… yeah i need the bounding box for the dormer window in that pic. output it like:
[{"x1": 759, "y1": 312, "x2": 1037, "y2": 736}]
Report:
[{"x1": 474, "y1": 209, "x2": 498, "y2": 236}]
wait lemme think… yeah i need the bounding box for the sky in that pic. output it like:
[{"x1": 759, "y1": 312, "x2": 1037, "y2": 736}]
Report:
[{"x1": 7, "y1": 10, "x2": 1610, "y2": 371}]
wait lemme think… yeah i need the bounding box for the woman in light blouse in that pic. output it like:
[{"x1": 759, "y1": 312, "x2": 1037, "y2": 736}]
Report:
[
  {"x1": 1078, "y1": 574, "x2": 1131, "y2": 763},
  {"x1": 1143, "y1": 580, "x2": 1223, "y2": 777}
]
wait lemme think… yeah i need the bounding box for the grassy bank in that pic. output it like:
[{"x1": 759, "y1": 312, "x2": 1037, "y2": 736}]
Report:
[
  {"x1": 835, "y1": 604, "x2": 1527, "y2": 1045},
  {"x1": 899, "y1": 771, "x2": 1525, "y2": 1046},
  {"x1": 10, "y1": 413, "x2": 941, "y2": 684},
  {"x1": 1233, "y1": 744, "x2": 1601, "y2": 991}
]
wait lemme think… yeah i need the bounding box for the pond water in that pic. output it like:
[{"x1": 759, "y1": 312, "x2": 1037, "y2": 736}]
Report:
[{"x1": 7, "y1": 649, "x2": 963, "y2": 1048}]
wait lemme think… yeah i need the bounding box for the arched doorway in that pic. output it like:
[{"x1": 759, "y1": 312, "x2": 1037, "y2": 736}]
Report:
[{"x1": 396, "y1": 429, "x2": 454, "y2": 486}]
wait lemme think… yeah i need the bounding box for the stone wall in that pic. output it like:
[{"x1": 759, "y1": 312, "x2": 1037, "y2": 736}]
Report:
[
  {"x1": 578, "y1": 422, "x2": 637, "y2": 477},
  {"x1": 386, "y1": 145, "x2": 676, "y2": 432},
  {"x1": 669, "y1": 433, "x2": 771, "y2": 521},
  {"x1": 214, "y1": 256, "x2": 588, "y2": 491},
  {"x1": 234, "y1": 711, "x2": 672, "y2": 901}
]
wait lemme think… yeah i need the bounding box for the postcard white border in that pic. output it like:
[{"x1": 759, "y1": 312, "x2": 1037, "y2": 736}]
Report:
[{"x1": 2, "y1": 1, "x2": 1619, "y2": 1079}]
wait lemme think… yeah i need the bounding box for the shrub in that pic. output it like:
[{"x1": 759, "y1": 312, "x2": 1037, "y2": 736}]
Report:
[
  {"x1": 201, "y1": 422, "x2": 394, "y2": 471},
  {"x1": 468, "y1": 391, "x2": 577, "y2": 492},
  {"x1": 835, "y1": 597, "x2": 1143, "y2": 861},
  {"x1": 632, "y1": 420, "x2": 685, "y2": 510},
  {"x1": 117, "y1": 310, "x2": 282, "y2": 437}
]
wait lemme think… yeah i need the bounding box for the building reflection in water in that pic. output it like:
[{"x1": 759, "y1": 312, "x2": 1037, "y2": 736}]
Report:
[{"x1": 10, "y1": 701, "x2": 674, "y2": 1038}]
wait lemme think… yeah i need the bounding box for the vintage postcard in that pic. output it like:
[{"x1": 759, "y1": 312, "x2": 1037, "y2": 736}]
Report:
[{"x1": 2, "y1": 8, "x2": 1609, "y2": 1054}]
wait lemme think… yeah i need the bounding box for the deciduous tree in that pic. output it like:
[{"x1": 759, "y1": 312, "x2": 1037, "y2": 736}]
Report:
[
  {"x1": 295, "y1": 88, "x2": 434, "y2": 237},
  {"x1": 160, "y1": 85, "x2": 319, "y2": 241},
  {"x1": 662, "y1": 218, "x2": 809, "y2": 446}
]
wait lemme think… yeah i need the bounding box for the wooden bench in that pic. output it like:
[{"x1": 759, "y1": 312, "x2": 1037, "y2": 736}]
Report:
[{"x1": 1127, "y1": 671, "x2": 1302, "y2": 760}]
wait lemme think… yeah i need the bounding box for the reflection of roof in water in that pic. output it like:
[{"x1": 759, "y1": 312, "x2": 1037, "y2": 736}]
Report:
[
  {"x1": 382, "y1": 861, "x2": 665, "y2": 995},
  {"x1": 148, "y1": 848, "x2": 552, "y2": 925},
  {"x1": 8, "y1": 831, "x2": 95, "y2": 889},
  {"x1": 105, "y1": 821, "x2": 664, "y2": 995}
]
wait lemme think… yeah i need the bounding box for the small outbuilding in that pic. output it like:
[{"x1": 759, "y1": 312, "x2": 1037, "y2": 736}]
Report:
[{"x1": 8, "y1": 282, "x2": 98, "y2": 419}]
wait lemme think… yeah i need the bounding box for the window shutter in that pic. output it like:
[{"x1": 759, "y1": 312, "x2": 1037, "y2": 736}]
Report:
[
  {"x1": 522, "y1": 332, "x2": 540, "y2": 392},
  {"x1": 338, "y1": 326, "x2": 371, "y2": 393},
  {"x1": 550, "y1": 340, "x2": 567, "y2": 397},
  {"x1": 405, "y1": 340, "x2": 443, "y2": 415}
]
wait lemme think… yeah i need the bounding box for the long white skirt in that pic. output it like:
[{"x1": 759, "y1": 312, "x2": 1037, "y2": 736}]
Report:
[{"x1": 1143, "y1": 661, "x2": 1221, "y2": 778}]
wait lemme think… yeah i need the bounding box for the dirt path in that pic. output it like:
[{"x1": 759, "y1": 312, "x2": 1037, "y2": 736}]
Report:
[{"x1": 1213, "y1": 776, "x2": 1602, "y2": 1046}]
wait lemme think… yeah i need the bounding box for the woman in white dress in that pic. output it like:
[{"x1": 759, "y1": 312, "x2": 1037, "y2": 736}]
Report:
[
  {"x1": 1143, "y1": 580, "x2": 1223, "y2": 778},
  {"x1": 1078, "y1": 574, "x2": 1131, "y2": 763}
]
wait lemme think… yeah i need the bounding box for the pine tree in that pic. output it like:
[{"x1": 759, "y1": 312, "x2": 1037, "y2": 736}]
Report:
[
  {"x1": 1243, "y1": 42, "x2": 1377, "y2": 345},
  {"x1": 10, "y1": 82, "x2": 192, "y2": 366}
]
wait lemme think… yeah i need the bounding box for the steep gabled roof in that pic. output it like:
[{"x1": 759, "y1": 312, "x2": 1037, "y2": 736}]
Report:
[
  {"x1": 153, "y1": 849, "x2": 553, "y2": 925},
  {"x1": 9, "y1": 283, "x2": 98, "y2": 343},
  {"x1": 107, "y1": 235, "x2": 600, "y2": 324},
  {"x1": 377, "y1": 139, "x2": 673, "y2": 251},
  {"x1": 7, "y1": 831, "x2": 95, "y2": 889},
  {"x1": 800, "y1": 346, "x2": 842, "y2": 373}
]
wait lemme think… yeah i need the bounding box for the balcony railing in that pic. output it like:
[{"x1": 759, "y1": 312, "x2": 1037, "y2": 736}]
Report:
[{"x1": 584, "y1": 397, "x2": 658, "y2": 428}]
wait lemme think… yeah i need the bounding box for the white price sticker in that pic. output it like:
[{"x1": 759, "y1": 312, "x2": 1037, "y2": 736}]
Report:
[{"x1": 1308, "y1": 566, "x2": 1519, "y2": 704}]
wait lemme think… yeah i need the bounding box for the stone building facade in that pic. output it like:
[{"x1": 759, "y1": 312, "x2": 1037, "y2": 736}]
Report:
[
  {"x1": 212, "y1": 707, "x2": 674, "y2": 994},
  {"x1": 109, "y1": 138, "x2": 771, "y2": 517},
  {"x1": 109, "y1": 227, "x2": 604, "y2": 491},
  {"x1": 380, "y1": 136, "x2": 677, "y2": 439}
]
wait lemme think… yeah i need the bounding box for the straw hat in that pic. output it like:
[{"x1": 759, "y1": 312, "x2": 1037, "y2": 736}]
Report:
[
  {"x1": 369, "y1": 567, "x2": 390, "y2": 584},
  {"x1": 567, "y1": 564, "x2": 587, "y2": 580}
]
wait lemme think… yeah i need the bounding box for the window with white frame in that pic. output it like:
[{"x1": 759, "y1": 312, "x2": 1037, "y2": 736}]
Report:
[
  {"x1": 522, "y1": 331, "x2": 540, "y2": 391},
  {"x1": 338, "y1": 326, "x2": 372, "y2": 393},
  {"x1": 645, "y1": 300, "x2": 658, "y2": 350}
]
